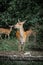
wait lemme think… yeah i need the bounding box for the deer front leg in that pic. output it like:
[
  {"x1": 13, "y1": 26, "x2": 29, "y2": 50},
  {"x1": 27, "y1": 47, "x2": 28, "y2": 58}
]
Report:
[
  {"x1": 5, "y1": 34, "x2": 7, "y2": 38},
  {"x1": 0, "y1": 34, "x2": 2, "y2": 39},
  {"x1": 33, "y1": 32, "x2": 36, "y2": 43},
  {"x1": 21, "y1": 42, "x2": 25, "y2": 52},
  {"x1": 18, "y1": 42, "x2": 21, "y2": 52},
  {"x1": 8, "y1": 34, "x2": 10, "y2": 39}
]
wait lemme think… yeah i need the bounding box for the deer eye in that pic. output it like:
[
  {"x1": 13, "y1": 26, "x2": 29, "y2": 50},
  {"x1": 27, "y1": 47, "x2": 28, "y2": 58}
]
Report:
[{"x1": 19, "y1": 23, "x2": 21, "y2": 25}]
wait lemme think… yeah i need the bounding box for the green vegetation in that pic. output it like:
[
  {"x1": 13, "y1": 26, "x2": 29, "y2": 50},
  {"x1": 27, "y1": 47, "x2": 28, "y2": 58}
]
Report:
[
  {"x1": 0, "y1": 38, "x2": 18, "y2": 51},
  {"x1": 0, "y1": 38, "x2": 43, "y2": 51},
  {"x1": 0, "y1": 0, "x2": 43, "y2": 65},
  {"x1": 0, "y1": 60, "x2": 43, "y2": 65},
  {"x1": 0, "y1": 0, "x2": 43, "y2": 51}
]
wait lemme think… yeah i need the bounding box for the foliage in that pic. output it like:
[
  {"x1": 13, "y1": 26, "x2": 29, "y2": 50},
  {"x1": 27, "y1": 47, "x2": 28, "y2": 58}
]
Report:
[
  {"x1": 0, "y1": 0, "x2": 43, "y2": 48},
  {"x1": 0, "y1": 0, "x2": 41, "y2": 24}
]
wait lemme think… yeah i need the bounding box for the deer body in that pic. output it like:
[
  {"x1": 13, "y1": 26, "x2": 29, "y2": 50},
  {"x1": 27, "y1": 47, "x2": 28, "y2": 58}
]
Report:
[
  {"x1": 14, "y1": 19, "x2": 36, "y2": 52},
  {"x1": 0, "y1": 26, "x2": 13, "y2": 38},
  {"x1": 16, "y1": 28, "x2": 33, "y2": 44}
]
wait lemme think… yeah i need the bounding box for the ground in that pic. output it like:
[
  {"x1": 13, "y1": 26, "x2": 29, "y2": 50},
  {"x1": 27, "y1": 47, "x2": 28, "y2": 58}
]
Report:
[{"x1": 0, "y1": 38, "x2": 43, "y2": 65}]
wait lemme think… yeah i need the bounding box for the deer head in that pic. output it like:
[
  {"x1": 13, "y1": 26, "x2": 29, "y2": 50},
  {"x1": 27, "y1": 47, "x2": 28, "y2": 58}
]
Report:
[{"x1": 14, "y1": 19, "x2": 26, "y2": 29}]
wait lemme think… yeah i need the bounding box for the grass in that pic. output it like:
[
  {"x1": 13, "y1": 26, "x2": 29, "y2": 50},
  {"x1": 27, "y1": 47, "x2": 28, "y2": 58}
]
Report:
[
  {"x1": 0, "y1": 60, "x2": 43, "y2": 65},
  {"x1": 0, "y1": 38, "x2": 18, "y2": 51},
  {"x1": 0, "y1": 37, "x2": 43, "y2": 51}
]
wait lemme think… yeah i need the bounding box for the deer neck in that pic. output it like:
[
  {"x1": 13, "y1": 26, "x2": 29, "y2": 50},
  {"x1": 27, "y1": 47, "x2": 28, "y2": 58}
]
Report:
[
  {"x1": 19, "y1": 26, "x2": 24, "y2": 37},
  {"x1": 10, "y1": 27, "x2": 12, "y2": 32}
]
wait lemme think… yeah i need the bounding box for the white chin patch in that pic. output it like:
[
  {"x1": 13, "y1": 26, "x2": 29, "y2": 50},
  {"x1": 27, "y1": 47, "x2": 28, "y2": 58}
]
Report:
[
  {"x1": 21, "y1": 43, "x2": 24, "y2": 44},
  {"x1": 20, "y1": 42, "x2": 24, "y2": 44}
]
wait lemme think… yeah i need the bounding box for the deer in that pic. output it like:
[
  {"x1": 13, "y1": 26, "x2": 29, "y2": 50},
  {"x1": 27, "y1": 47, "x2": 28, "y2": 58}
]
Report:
[
  {"x1": 0, "y1": 25, "x2": 13, "y2": 39},
  {"x1": 14, "y1": 19, "x2": 36, "y2": 54}
]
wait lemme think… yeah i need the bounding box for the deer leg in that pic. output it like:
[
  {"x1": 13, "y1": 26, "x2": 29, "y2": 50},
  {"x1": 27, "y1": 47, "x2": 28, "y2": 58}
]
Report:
[
  {"x1": 18, "y1": 42, "x2": 21, "y2": 52},
  {"x1": 8, "y1": 34, "x2": 10, "y2": 39},
  {"x1": 33, "y1": 32, "x2": 36, "y2": 44},
  {"x1": 26, "y1": 36, "x2": 30, "y2": 43},
  {"x1": 21, "y1": 42, "x2": 25, "y2": 52},
  {"x1": 0, "y1": 34, "x2": 2, "y2": 39},
  {"x1": 5, "y1": 34, "x2": 7, "y2": 38}
]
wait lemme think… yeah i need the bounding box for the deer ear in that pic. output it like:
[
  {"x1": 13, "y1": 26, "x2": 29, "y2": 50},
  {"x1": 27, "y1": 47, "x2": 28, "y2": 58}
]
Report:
[
  {"x1": 9, "y1": 25, "x2": 13, "y2": 27},
  {"x1": 22, "y1": 20, "x2": 26, "y2": 24},
  {"x1": 23, "y1": 20, "x2": 26, "y2": 22},
  {"x1": 18, "y1": 19, "x2": 20, "y2": 23}
]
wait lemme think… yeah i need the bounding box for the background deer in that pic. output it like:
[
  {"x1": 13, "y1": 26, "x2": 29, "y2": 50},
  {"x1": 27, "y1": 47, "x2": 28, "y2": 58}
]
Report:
[
  {"x1": 0, "y1": 25, "x2": 13, "y2": 39},
  {"x1": 14, "y1": 19, "x2": 36, "y2": 52}
]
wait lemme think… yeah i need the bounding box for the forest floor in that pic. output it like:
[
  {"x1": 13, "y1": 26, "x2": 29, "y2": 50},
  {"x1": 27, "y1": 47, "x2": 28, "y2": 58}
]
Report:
[{"x1": 0, "y1": 38, "x2": 43, "y2": 65}]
